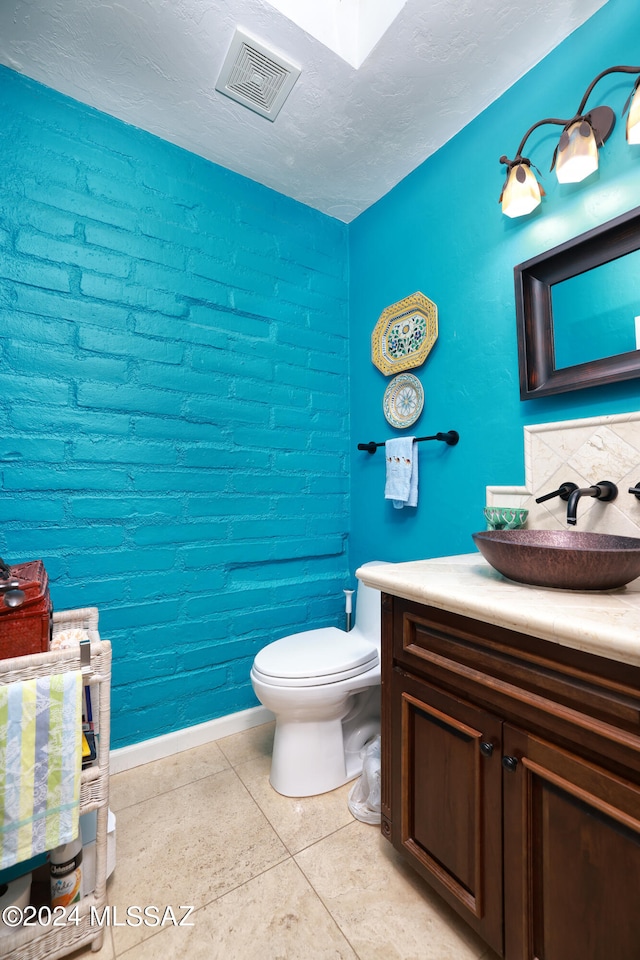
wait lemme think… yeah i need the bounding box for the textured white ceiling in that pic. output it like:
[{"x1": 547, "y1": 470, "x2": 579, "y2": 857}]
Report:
[{"x1": 0, "y1": 0, "x2": 608, "y2": 222}]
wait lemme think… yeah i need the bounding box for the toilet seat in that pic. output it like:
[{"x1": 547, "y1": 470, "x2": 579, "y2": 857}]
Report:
[{"x1": 252, "y1": 627, "x2": 378, "y2": 687}]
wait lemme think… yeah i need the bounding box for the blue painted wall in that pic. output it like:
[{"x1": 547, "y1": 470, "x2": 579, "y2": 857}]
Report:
[
  {"x1": 0, "y1": 67, "x2": 350, "y2": 748},
  {"x1": 349, "y1": 0, "x2": 640, "y2": 569}
]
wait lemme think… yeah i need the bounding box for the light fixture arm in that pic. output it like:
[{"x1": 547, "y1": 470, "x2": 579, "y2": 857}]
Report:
[
  {"x1": 500, "y1": 64, "x2": 640, "y2": 174},
  {"x1": 575, "y1": 64, "x2": 640, "y2": 116},
  {"x1": 501, "y1": 116, "x2": 574, "y2": 169}
]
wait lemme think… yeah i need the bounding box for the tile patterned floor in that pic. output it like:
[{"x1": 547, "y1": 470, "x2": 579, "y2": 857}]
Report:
[{"x1": 72, "y1": 722, "x2": 501, "y2": 959}]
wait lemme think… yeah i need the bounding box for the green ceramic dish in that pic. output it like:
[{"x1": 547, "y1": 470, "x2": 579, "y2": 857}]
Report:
[{"x1": 483, "y1": 506, "x2": 528, "y2": 531}]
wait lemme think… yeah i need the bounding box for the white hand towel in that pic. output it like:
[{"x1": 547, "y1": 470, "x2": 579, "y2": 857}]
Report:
[{"x1": 385, "y1": 437, "x2": 418, "y2": 509}]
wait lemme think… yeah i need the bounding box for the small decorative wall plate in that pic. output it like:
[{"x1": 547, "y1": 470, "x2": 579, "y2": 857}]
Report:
[
  {"x1": 371, "y1": 292, "x2": 438, "y2": 375},
  {"x1": 383, "y1": 373, "x2": 424, "y2": 428}
]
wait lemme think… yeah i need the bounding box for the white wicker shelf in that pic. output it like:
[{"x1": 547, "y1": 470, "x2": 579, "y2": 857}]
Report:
[{"x1": 1, "y1": 608, "x2": 111, "y2": 958}]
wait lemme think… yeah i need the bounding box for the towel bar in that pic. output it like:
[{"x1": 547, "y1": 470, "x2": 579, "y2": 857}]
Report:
[{"x1": 357, "y1": 430, "x2": 459, "y2": 455}]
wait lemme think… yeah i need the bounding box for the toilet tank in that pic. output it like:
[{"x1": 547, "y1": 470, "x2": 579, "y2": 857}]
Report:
[{"x1": 353, "y1": 561, "x2": 388, "y2": 642}]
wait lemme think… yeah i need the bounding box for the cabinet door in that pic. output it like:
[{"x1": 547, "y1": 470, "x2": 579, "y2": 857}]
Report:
[
  {"x1": 503, "y1": 725, "x2": 640, "y2": 960},
  {"x1": 391, "y1": 669, "x2": 503, "y2": 955}
]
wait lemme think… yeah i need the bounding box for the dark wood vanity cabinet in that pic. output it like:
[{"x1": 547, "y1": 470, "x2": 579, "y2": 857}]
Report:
[{"x1": 380, "y1": 593, "x2": 640, "y2": 960}]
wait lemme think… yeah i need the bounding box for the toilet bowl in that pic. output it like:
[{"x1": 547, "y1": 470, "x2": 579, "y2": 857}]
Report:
[{"x1": 250, "y1": 562, "x2": 386, "y2": 797}]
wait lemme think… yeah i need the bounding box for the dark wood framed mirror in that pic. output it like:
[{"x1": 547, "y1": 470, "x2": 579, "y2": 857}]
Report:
[{"x1": 515, "y1": 205, "x2": 640, "y2": 400}]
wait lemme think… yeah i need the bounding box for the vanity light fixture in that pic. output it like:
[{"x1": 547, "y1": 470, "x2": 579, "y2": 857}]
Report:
[
  {"x1": 500, "y1": 160, "x2": 544, "y2": 219},
  {"x1": 499, "y1": 64, "x2": 640, "y2": 218}
]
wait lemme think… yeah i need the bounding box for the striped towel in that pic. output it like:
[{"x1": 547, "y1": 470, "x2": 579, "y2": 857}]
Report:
[{"x1": 0, "y1": 672, "x2": 83, "y2": 870}]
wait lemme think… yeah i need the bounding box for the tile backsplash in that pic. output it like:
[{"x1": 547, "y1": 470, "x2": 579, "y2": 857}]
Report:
[{"x1": 486, "y1": 412, "x2": 640, "y2": 537}]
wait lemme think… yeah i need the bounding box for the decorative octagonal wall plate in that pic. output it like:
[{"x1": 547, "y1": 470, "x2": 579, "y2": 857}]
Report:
[
  {"x1": 383, "y1": 373, "x2": 424, "y2": 429},
  {"x1": 371, "y1": 291, "x2": 438, "y2": 375}
]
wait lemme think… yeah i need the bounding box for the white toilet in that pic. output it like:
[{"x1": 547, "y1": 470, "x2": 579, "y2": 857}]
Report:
[{"x1": 250, "y1": 562, "x2": 386, "y2": 797}]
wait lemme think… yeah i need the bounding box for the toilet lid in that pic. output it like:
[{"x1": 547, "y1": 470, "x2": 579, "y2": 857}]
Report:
[{"x1": 252, "y1": 627, "x2": 378, "y2": 687}]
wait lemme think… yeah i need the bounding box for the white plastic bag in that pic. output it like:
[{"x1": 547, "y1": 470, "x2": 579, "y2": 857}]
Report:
[{"x1": 347, "y1": 735, "x2": 381, "y2": 824}]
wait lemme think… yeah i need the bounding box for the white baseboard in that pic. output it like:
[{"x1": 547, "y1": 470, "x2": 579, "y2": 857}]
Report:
[{"x1": 109, "y1": 705, "x2": 275, "y2": 775}]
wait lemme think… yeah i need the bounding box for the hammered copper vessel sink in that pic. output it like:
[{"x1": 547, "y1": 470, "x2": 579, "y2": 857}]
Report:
[{"x1": 472, "y1": 529, "x2": 640, "y2": 590}]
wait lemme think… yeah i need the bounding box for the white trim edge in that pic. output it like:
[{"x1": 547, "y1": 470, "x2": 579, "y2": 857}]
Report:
[{"x1": 109, "y1": 705, "x2": 275, "y2": 775}]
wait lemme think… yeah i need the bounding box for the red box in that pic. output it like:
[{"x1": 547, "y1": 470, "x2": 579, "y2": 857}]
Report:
[{"x1": 0, "y1": 560, "x2": 52, "y2": 661}]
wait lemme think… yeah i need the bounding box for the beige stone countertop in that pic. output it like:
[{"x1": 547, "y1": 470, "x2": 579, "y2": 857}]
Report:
[{"x1": 356, "y1": 553, "x2": 640, "y2": 668}]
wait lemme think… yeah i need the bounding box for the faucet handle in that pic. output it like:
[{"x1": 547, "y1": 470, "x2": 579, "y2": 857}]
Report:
[
  {"x1": 629, "y1": 483, "x2": 640, "y2": 501},
  {"x1": 535, "y1": 482, "x2": 578, "y2": 504}
]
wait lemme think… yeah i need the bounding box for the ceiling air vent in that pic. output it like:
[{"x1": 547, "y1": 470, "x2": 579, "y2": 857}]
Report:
[{"x1": 215, "y1": 28, "x2": 301, "y2": 121}]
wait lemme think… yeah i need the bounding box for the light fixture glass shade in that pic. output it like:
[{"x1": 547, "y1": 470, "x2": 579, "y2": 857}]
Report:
[
  {"x1": 627, "y1": 84, "x2": 640, "y2": 144},
  {"x1": 555, "y1": 120, "x2": 599, "y2": 183},
  {"x1": 501, "y1": 163, "x2": 541, "y2": 218}
]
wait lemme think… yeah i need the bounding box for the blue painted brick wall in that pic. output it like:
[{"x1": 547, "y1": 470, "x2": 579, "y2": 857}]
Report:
[{"x1": 0, "y1": 67, "x2": 350, "y2": 748}]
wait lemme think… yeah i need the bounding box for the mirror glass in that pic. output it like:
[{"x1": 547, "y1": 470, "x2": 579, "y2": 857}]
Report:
[
  {"x1": 552, "y1": 249, "x2": 640, "y2": 368},
  {"x1": 515, "y1": 206, "x2": 640, "y2": 400}
]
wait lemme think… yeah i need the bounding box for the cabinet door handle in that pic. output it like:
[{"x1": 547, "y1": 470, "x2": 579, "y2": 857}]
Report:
[
  {"x1": 502, "y1": 755, "x2": 518, "y2": 772},
  {"x1": 480, "y1": 741, "x2": 494, "y2": 757}
]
